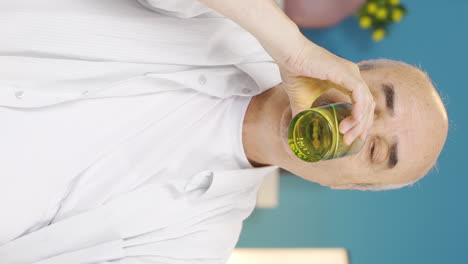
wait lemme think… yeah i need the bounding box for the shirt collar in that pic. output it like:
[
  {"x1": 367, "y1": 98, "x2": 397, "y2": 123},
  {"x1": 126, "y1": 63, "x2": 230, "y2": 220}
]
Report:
[{"x1": 236, "y1": 61, "x2": 282, "y2": 93}]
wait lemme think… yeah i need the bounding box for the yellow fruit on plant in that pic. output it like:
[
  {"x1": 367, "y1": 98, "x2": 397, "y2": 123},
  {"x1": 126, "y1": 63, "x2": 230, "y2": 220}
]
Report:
[
  {"x1": 392, "y1": 8, "x2": 404, "y2": 22},
  {"x1": 372, "y1": 28, "x2": 386, "y2": 42},
  {"x1": 366, "y1": 2, "x2": 378, "y2": 14},
  {"x1": 359, "y1": 16, "x2": 372, "y2": 28},
  {"x1": 376, "y1": 8, "x2": 388, "y2": 20},
  {"x1": 389, "y1": 0, "x2": 400, "y2": 6}
]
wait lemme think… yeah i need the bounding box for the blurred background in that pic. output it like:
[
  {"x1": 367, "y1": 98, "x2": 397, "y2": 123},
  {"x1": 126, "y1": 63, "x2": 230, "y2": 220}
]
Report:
[{"x1": 236, "y1": 0, "x2": 468, "y2": 263}]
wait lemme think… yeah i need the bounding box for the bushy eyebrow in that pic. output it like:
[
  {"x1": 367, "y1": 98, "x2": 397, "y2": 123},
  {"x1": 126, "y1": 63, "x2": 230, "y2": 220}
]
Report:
[
  {"x1": 383, "y1": 84, "x2": 397, "y2": 169},
  {"x1": 382, "y1": 83, "x2": 395, "y2": 116},
  {"x1": 388, "y1": 142, "x2": 398, "y2": 168}
]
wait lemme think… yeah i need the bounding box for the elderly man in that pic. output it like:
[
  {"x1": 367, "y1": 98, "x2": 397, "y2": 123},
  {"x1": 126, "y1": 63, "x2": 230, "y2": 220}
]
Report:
[
  {"x1": 0, "y1": 0, "x2": 447, "y2": 263},
  {"x1": 247, "y1": 59, "x2": 448, "y2": 191}
]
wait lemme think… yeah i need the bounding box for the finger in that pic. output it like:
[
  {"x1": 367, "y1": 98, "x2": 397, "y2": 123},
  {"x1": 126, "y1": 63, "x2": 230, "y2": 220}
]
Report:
[
  {"x1": 344, "y1": 129, "x2": 359, "y2": 146},
  {"x1": 358, "y1": 100, "x2": 375, "y2": 141},
  {"x1": 359, "y1": 130, "x2": 368, "y2": 142},
  {"x1": 339, "y1": 116, "x2": 359, "y2": 134},
  {"x1": 340, "y1": 73, "x2": 370, "y2": 116},
  {"x1": 343, "y1": 119, "x2": 366, "y2": 145},
  {"x1": 349, "y1": 82, "x2": 368, "y2": 122},
  {"x1": 335, "y1": 80, "x2": 367, "y2": 124},
  {"x1": 351, "y1": 97, "x2": 374, "y2": 141},
  {"x1": 356, "y1": 109, "x2": 373, "y2": 142}
]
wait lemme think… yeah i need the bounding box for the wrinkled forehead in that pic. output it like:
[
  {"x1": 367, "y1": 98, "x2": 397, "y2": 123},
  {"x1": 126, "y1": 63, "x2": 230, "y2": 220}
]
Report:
[{"x1": 372, "y1": 64, "x2": 430, "y2": 94}]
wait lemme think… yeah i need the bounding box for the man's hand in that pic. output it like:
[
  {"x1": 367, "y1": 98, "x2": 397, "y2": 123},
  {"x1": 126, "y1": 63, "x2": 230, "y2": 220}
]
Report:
[
  {"x1": 279, "y1": 35, "x2": 375, "y2": 145},
  {"x1": 198, "y1": 0, "x2": 374, "y2": 145}
]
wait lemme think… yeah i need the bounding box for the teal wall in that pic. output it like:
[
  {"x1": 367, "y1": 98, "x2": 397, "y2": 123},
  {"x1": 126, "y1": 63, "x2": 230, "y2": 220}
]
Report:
[{"x1": 237, "y1": 1, "x2": 468, "y2": 263}]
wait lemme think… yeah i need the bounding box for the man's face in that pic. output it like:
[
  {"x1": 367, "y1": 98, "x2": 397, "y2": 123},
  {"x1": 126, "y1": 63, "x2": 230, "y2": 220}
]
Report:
[{"x1": 278, "y1": 63, "x2": 448, "y2": 189}]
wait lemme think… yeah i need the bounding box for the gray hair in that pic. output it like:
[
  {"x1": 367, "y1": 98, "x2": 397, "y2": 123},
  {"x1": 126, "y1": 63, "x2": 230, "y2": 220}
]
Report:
[
  {"x1": 346, "y1": 173, "x2": 425, "y2": 191},
  {"x1": 347, "y1": 161, "x2": 440, "y2": 191},
  {"x1": 358, "y1": 58, "x2": 415, "y2": 71}
]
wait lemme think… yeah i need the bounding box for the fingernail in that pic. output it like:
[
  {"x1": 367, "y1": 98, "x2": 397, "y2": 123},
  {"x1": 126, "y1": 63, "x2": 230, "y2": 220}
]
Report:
[
  {"x1": 340, "y1": 121, "x2": 352, "y2": 134},
  {"x1": 340, "y1": 124, "x2": 348, "y2": 134},
  {"x1": 341, "y1": 119, "x2": 358, "y2": 134}
]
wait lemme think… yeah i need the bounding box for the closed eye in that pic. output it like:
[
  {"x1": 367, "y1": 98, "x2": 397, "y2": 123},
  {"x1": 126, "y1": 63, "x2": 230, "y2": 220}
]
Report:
[{"x1": 370, "y1": 141, "x2": 375, "y2": 161}]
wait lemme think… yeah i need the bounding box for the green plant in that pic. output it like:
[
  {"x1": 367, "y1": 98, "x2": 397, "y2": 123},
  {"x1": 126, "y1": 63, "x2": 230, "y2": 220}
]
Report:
[{"x1": 357, "y1": 0, "x2": 407, "y2": 42}]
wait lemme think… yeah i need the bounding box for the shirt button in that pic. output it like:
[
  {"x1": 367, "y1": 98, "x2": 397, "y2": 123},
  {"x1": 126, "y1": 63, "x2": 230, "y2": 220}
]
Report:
[
  {"x1": 241, "y1": 88, "x2": 252, "y2": 94},
  {"x1": 15, "y1": 90, "x2": 24, "y2": 99},
  {"x1": 198, "y1": 74, "x2": 207, "y2": 85}
]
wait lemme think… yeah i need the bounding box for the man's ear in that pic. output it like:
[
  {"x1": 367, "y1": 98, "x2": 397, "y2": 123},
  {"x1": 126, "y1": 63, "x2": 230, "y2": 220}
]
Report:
[
  {"x1": 356, "y1": 60, "x2": 374, "y2": 72},
  {"x1": 357, "y1": 60, "x2": 371, "y2": 64}
]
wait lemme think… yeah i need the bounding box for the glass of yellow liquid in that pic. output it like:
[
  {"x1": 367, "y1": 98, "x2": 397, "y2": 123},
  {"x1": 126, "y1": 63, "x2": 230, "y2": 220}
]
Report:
[{"x1": 288, "y1": 102, "x2": 365, "y2": 162}]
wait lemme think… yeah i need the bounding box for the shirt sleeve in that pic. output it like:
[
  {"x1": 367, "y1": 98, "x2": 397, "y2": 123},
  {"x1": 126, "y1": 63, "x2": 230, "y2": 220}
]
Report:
[
  {"x1": 136, "y1": 0, "x2": 215, "y2": 18},
  {"x1": 92, "y1": 216, "x2": 243, "y2": 264},
  {"x1": 0, "y1": 167, "x2": 278, "y2": 264}
]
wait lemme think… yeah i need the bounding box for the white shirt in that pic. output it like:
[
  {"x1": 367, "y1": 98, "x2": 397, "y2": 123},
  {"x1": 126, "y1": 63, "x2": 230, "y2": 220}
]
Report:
[{"x1": 0, "y1": 0, "x2": 282, "y2": 263}]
